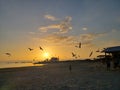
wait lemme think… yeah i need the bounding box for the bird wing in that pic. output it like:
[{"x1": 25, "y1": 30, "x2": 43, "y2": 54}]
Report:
[
  {"x1": 5, "y1": 53, "x2": 11, "y2": 56},
  {"x1": 79, "y1": 42, "x2": 81, "y2": 48},
  {"x1": 89, "y1": 51, "x2": 93, "y2": 57},
  {"x1": 28, "y1": 48, "x2": 33, "y2": 51},
  {"x1": 39, "y1": 46, "x2": 43, "y2": 51},
  {"x1": 72, "y1": 52, "x2": 76, "y2": 57}
]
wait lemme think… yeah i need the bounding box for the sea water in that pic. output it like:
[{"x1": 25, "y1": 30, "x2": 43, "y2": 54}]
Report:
[{"x1": 0, "y1": 62, "x2": 44, "y2": 69}]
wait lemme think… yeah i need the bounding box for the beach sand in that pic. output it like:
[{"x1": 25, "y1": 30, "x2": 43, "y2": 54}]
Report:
[{"x1": 0, "y1": 61, "x2": 120, "y2": 90}]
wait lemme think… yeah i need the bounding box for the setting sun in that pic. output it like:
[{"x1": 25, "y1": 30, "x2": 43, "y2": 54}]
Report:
[{"x1": 43, "y1": 52, "x2": 50, "y2": 59}]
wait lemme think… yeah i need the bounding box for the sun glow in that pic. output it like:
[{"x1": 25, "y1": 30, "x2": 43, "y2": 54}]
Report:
[{"x1": 43, "y1": 52, "x2": 50, "y2": 59}]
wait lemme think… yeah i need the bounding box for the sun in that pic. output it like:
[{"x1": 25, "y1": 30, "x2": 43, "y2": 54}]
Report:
[{"x1": 43, "y1": 52, "x2": 50, "y2": 59}]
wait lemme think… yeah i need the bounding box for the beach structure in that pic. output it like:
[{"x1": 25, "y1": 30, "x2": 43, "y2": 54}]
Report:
[
  {"x1": 50, "y1": 57, "x2": 59, "y2": 62},
  {"x1": 102, "y1": 46, "x2": 120, "y2": 55},
  {"x1": 102, "y1": 46, "x2": 120, "y2": 68}
]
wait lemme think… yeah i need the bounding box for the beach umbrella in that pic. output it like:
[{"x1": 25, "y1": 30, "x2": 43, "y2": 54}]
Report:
[
  {"x1": 28, "y1": 48, "x2": 34, "y2": 51},
  {"x1": 5, "y1": 53, "x2": 11, "y2": 56},
  {"x1": 39, "y1": 46, "x2": 43, "y2": 51},
  {"x1": 89, "y1": 51, "x2": 93, "y2": 57}
]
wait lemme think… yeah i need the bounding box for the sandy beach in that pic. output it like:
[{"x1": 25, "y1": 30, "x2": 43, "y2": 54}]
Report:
[{"x1": 0, "y1": 61, "x2": 120, "y2": 90}]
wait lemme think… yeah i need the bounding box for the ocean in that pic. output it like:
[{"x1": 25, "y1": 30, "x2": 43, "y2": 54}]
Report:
[{"x1": 0, "y1": 62, "x2": 44, "y2": 69}]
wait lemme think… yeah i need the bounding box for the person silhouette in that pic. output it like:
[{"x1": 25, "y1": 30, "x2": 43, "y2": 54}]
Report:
[
  {"x1": 69, "y1": 64, "x2": 72, "y2": 72},
  {"x1": 106, "y1": 56, "x2": 111, "y2": 71}
]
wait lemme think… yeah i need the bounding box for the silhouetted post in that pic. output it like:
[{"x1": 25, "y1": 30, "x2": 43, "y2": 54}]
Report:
[
  {"x1": 69, "y1": 64, "x2": 72, "y2": 72},
  {"x1": 113, "y1": 54, "x2": 119, "y2": 69},
  {"x1": 106, "y1": 56, "x2": 111, "y2": 71}
]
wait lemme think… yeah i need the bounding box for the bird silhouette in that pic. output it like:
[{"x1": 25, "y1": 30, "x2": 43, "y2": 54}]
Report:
[
  {"x1": 72, "y1": 52, "x2": 76, "y2": 57},
  {"x1": 79, "y1": 42, "x2": 81, "y2": 48},
  {"x1": 39, "y1": 46, "x2": 43, "y2": 51},
  {"x1": 5, "y1": 53, "x2": 11, "y2": 56},
  {"x1": 89, "y1": 51, "x2": 93, "y2": 57},
  {"x1": 28, "y1": 48, "x2": 34, "y2": 51},
  {"x1": 75, "y1": 42, "x2": 81, "y2": 48},
  {"x1": 96, "y1": 49, "x2": 100, "y2": 52},
  {"x1": 75, "y1": 46, "x2": 78, "y2": 48}
]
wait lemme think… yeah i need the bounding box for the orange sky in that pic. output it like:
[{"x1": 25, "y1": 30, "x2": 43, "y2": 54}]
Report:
[{"x1": 0, "y1": 0, "x2": 120, "y2": 61}]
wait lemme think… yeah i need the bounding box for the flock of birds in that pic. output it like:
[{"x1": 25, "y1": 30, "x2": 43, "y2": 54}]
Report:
[
  {"x1": 5, "y1": 42, "x2": 101, "y2": 60},
  {"x1": 71, "y1": 42, "x2": 101, "y2": 59},
  {"x1": 5, "y1": 46, "x2": 44, "y2": 57}
]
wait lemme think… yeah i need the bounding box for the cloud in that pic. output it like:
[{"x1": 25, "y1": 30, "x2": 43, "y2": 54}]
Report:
[
  {"x1": 39, "y1": 24, "x2": 60, "y2": 32},
  {"x1": 111, "y1": 29, "x2": 117, "y2": 33},
  {"x1": 78, "y1": 33, "x2": 107, "y2": 45},
  {"x1": 59, "y1": 16, "x2": 72, "y2": 33},
  {"x1": 44, "y1": 14, "x2": 58, "y2": 21},
  {"x1": 80, "y1": 34, "x2": 94, "y2": 41},
  {"x1": 39, "y1": 16, "x2": 72, "y2": 33},
  {"x1": 29, "y1": 32, "x2": 36, "y2": 35},
  {"x1": 37, "y1": 33, "x2": 75, "y2": 46},
  {"x1": 82, "y1": 27, "x2": 88, "y2": 31},
  {"x1": 80, "y1": 33, "x2": 106, "y2": 40}
]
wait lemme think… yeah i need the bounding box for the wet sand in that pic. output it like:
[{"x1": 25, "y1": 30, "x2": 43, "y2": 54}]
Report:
[{"x1": 0, "y1": 61, "x2": 120, "y2": 90}]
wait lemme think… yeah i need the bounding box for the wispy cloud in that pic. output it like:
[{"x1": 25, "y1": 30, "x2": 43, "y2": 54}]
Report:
[
  {"x1": 59, "y1": 16, "x2": 72, "y2": 33},
  {"x1": 40, "y1": 34, "x2": 75, "y2": 45},
  {"x1": 29, "y1": 32, "x2": 36, "y2": 35},
  {"x1": 44, "y1": 14, "x2": 59, "y2": 21},
  {"x1": 31, "y1": 32, "x2": 107, "y2": 47},
  {"x1": 39, "y1": 16, "x2": 72, "y2": 33},
  {"x1": 111, "y1": 29, "x2": 117, "y2": 33},
  {"x1": 39, "y1": 24, "x2": 60, "y2": 32},
  {"x1": 79, "y1": 33, "x2": 107, "y2": 45},
  {"x1": 82, "y1": 27, "x2": 88, "y2": 31}
]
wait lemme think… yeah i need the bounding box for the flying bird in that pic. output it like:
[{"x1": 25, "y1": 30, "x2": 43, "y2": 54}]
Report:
[
  {"x1": 5, "y1": 53, "x2": 11, "y2": 56},
  {"x1": 39, "y1": 46, "x2": 43, "y2": 51},
  {"x1": 75, "y1": 42, "x2": 81, "y2": 48},
  {"x1": 72, "y1": 52, "x2": 76, "y2": 57},
  {"x1": 89, "y1": 51, "x2": 93, "y2": 57},
  {"x1": 79, "y1": 42, "x2": 81, "y2": 48},
  {"x1": 96, "y1": 49, "x2": 100, "y2": 52},
  {"x1": 75, "y1": 46, "x2": 78, "y2": 48},
  {"x1": 28, "y1": 48, "x2": 34, "y2": 51}
]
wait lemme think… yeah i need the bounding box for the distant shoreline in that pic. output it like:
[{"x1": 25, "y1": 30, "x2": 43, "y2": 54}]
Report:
[{"x1": 0, "y1": 59, "x2": 101, "y2": 70}]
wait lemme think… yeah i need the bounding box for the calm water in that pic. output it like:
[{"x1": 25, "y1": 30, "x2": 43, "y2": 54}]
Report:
[{"x1": 0, "y1": 62, "x2": 44, "y2": 69}]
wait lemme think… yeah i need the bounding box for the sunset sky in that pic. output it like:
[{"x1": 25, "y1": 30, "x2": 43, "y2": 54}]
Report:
[{"x1": 0, "y1": 0, "x2": 120, "y2": 61}]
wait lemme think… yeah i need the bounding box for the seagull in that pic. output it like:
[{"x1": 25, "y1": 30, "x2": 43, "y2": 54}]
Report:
[
  {"x1": 39, "y1": 46, "x2": 43, "y2": 51},
  {"x1": 96, "y1": 49, "x2": 100, "y2": 52},
  {"x1": 75, "y1": 42, "x2": 81, "y2": 48},
  {"x1": 28, "y1": 48, "x2": 34, "y2": 51},
  {"x1": 75, "y1": 46, "x2": 78, "y2": 48},
  {"x1": 72, "y1": 52, "x2": 76, "y2": 57},
  {"x1": 79, "y1": 42, "x2": 81, "y2": 48},
  {"x1": 5, "y1": 53, "x2": 11, "y2": 56},
  {"x1": 89, "y1": 51, "x2": 93, "y2": 57}
]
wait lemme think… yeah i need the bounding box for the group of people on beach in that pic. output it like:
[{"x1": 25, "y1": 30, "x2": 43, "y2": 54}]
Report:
[
  {"x1": 68, "y1": 53, "x2": 120, "y2": 72},
  {"x1": 106, "y1": 53, "x2": 120, "y2": 70}
]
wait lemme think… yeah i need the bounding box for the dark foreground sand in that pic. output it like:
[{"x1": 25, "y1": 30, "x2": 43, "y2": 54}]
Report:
[{"x1": 0, "y1": 61, "x2": 120, "y2": 90}]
